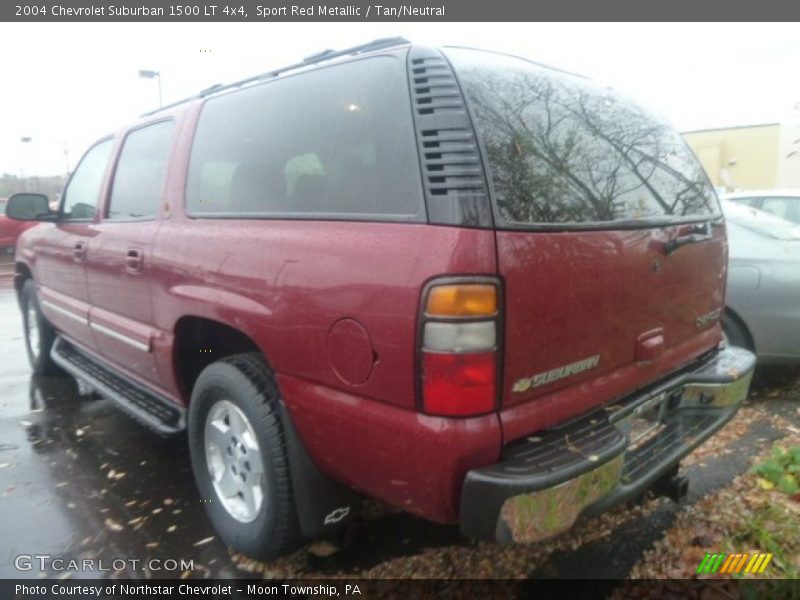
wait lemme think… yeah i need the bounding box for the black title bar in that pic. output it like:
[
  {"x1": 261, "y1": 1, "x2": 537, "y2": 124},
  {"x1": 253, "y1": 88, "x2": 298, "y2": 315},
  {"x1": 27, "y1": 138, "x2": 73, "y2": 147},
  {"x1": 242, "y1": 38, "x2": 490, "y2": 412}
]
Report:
[{"x1": 4, "y1": 0, "x2": 800, "y2": 21}]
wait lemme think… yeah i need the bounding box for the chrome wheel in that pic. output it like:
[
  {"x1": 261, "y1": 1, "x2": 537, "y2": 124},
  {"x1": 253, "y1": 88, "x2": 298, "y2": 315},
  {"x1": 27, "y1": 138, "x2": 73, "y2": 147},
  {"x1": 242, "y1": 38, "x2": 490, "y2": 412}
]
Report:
[
  {"x1": 204, "y1": 399, "x2": 264, "y2": 523},
  {"x1": 27, "y1": 302, "x2": 40, "y2": 361}
]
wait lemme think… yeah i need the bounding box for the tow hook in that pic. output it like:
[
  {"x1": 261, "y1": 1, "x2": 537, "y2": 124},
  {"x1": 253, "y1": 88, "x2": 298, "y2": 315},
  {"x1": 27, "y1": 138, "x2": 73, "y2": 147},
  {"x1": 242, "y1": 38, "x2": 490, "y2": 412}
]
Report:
[{"x1": 652, "y1": 472, "x2": 689, "y2": 503}]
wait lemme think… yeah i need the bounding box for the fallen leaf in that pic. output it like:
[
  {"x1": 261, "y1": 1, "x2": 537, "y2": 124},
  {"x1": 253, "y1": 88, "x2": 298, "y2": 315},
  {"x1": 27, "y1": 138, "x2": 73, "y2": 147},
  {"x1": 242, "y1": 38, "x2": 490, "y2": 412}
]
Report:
[
  {"x1": 308, "y1": 540, "x2": 339, "y2": 557},
  {"x1": 193, "y1": 536, "x2": 214, "y2": 546},
  {"x1": 104, "y1": 518, "x2": 124, "y2": 532},
  {"x1": 757, "y1": 478, "x2": 776, "y2": 490}
]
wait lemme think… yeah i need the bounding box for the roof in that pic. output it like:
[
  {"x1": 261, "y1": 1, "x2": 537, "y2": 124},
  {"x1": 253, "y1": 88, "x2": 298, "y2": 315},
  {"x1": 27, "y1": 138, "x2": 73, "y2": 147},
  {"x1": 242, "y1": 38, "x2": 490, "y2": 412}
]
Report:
[
  {"x1": 142, "y1": 36, "x2": 411, "y2": 117},
  {"x1": 682, "y1": 123, "x2": 781, "y2": 135},
  {"x1": 722, "y1": 189, "x2": 800, "y2": 200}
]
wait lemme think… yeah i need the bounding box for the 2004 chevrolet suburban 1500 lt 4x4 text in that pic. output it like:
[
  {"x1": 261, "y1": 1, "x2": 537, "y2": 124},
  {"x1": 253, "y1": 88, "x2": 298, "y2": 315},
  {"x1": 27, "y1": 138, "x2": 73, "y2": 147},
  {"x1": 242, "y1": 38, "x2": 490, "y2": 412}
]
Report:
[{"x1": 6, "y1": 38, "x2": 755, "y2": 559}]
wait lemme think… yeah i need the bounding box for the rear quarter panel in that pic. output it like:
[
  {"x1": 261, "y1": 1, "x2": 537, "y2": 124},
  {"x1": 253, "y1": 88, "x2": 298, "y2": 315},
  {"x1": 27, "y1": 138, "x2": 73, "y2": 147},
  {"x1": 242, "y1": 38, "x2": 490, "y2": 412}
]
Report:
[{"x1": 150, "y1": 219, "x2": 497, "y2": 408}]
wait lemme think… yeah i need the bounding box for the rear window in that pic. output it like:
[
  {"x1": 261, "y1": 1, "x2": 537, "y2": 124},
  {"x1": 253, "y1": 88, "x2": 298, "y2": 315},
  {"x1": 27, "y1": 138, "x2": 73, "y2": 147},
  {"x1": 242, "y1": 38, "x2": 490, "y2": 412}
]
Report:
[
  {"x1": 446, "y1": 48, "x2": 719, "y2": 227},
  {"x1": 186, "y1": 55, "x2": 424, "y2": 221}
]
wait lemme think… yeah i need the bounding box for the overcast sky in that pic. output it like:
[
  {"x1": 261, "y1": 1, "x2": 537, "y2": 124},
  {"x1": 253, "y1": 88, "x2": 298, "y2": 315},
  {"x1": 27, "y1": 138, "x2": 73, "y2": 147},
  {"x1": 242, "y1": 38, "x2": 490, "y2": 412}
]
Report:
[{"x1": 1, "y1": 22, "x2": 799, "y2": 177}]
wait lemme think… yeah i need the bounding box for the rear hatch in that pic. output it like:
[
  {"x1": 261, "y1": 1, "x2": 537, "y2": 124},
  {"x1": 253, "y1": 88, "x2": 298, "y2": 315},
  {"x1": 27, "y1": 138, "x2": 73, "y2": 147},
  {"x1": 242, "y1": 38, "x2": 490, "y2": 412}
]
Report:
[{"x1": 446, "y1": 48, "x2": 725, "y2": 434}]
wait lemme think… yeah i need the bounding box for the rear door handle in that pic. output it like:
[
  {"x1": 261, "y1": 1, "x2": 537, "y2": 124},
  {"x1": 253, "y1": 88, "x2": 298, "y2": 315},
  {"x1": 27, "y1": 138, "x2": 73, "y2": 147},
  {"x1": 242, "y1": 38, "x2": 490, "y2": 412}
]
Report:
[
  {"x1": 73, "y1": 241, "x2": 86, "y2": 262},
  {"x1": 125, "y1": 248, "x2": 143, "y2": 273}
]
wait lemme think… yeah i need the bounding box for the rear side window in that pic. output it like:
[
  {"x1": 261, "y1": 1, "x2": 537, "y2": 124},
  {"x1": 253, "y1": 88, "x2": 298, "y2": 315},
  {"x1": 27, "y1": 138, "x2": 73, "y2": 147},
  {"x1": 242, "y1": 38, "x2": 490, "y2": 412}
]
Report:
[
  {"x1": 760, "y1": 197, "x2": 800, "y2": 224},
  {"x1": 729, "y1": 196, "x2": 759, "y2": 207},
  {"x1": 446, "y1": 48, "x2": 719, "y2": 227},
  {"x1": 108, "y1": 120, "x2": 174, "y2": 220},
  {"x1": 185, "y1": 56, "x2": 424, "y2": 220},
  {"x1": 62, "y1": 139, "x2": 113, "y2": 220}
]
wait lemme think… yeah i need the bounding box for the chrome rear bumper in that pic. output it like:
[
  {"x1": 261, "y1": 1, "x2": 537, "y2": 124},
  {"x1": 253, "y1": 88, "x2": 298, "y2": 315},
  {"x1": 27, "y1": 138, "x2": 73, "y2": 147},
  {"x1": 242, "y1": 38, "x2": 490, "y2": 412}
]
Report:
[{"x1": 459, "y1": 346, "x2": 756, "y2": 543}]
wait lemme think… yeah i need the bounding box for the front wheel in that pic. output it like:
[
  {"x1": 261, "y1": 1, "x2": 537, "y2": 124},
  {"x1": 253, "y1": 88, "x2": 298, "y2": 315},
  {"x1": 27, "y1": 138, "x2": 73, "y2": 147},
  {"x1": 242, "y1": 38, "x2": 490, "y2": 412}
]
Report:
[
  {"x1": 21, "y1": 279, "x2": 60, "y2": 375},
  {"x1": 188, "y1": 353, "x2": 303, "y2": 559}
]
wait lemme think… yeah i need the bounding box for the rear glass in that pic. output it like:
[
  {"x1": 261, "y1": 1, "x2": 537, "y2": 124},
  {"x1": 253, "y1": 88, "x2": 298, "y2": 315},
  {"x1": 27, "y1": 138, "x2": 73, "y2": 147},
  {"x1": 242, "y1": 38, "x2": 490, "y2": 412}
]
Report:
[
  {"x1": 446, "y1": 48, "x2": 719, "y2": 227},
  {"x1": 186, "y1": 56, "x2": 424, "y2": 221}
]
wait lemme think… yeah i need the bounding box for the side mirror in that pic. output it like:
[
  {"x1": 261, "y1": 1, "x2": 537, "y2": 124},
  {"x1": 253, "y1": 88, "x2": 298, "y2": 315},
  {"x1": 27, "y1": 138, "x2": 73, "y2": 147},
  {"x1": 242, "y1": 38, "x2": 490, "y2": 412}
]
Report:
[{"x1": 5, "y1": 193, "x2": 56, "y2": 221}]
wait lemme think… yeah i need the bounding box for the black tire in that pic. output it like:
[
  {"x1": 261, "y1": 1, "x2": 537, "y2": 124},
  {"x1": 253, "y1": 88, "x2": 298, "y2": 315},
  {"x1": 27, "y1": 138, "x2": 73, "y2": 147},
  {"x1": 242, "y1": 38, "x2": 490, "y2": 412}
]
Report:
[
  {"x1": 188, "y1": 352, "x2": 303, "y2": 559},
  {"x1": 722, "y1": 313, "x2": 753, "y2": 352},
  {"x1": 21, "y1": 279, "x2": 60, "y2": 375}
]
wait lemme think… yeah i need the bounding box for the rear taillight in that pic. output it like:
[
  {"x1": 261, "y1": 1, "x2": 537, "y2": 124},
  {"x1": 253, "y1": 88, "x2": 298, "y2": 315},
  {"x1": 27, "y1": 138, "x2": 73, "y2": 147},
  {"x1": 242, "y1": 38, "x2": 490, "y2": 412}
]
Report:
[{"x1": 419, "y1": 279, "x2": 501, "y2": 417}]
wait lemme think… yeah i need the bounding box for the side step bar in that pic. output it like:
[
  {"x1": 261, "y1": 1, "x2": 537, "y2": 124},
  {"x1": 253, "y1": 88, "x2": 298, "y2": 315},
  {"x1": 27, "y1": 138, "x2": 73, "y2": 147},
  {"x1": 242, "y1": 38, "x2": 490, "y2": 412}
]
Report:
[{"x1": 51, "y1": 337, "x2": 186, "y2": 435}]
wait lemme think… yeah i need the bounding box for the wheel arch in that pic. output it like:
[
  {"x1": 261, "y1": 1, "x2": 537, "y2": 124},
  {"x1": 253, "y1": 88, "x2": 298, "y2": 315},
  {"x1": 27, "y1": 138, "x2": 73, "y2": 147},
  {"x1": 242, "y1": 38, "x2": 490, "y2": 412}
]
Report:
[
  {"x1": 14, "y1": 260, "x2": 34, "y2": 304},
  {"x1": 172, "y1": 315, "x2": 264, "y2": 402},
  {"x1": 723, "y1": 306, "x2": 756, "y2": 354}
]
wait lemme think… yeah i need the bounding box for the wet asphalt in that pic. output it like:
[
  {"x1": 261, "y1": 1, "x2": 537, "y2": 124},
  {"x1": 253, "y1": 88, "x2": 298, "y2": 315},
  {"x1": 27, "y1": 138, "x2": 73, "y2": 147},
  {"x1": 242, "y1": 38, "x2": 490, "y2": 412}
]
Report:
[{"x1": 0, "y1": 279, "x2": 798, "y2": 581}]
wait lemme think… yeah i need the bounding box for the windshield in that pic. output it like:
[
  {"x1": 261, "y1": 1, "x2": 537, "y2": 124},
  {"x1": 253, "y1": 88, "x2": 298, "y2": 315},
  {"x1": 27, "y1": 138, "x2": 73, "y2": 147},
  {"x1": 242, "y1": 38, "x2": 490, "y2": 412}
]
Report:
[
  {"x1": 445, "y1": 48, "x2": 720, "y2": 227},
  {"x1": 722, "y1": 200, "x2": 800, "y2": 241}
]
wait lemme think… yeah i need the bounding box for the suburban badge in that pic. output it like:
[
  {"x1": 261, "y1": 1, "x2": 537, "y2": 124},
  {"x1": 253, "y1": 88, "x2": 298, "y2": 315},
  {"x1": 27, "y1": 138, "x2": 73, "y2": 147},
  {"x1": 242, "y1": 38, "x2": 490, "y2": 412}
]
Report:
[{"x1": 513, "y1": 355, "x2": 601, "y2": 393}]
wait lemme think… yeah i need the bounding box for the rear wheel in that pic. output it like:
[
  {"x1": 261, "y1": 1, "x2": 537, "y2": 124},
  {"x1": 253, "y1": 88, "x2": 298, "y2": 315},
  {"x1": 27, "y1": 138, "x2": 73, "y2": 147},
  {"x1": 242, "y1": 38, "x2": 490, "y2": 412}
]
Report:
[
  {"x1": 21, "y1": 279, "x2": 60, "y2": 375},
  {"x1": 188, "y1": 353, "x2": 303, "y2": 559}
]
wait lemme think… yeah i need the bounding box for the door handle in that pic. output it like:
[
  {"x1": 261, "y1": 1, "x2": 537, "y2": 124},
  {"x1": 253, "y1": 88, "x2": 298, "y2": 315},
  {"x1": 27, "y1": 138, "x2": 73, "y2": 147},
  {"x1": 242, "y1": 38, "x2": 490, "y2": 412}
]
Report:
[
  {"x1": 125, "y1": 248, "x2": 143, "y2": 273},
  {"x1": 73, "y1": 241, "x2": 86, "y2": 262}
]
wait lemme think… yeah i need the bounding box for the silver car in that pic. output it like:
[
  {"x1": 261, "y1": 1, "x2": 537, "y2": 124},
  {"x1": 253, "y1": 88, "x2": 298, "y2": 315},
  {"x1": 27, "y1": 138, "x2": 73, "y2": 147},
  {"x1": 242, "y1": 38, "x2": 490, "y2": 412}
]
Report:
[
  {"x1": 722, "y1": 200, "x2": 800, "y2": 364},
  {"x1": 724, "y1": 189, "x2": 800, "y2": 225}
]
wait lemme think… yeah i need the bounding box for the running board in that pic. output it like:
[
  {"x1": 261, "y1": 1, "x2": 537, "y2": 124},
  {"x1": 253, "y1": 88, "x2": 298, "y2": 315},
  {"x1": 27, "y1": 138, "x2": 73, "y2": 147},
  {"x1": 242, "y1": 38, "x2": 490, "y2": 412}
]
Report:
[{"x1": 51, "y1": 337, "x2": 186, "y2": 435}]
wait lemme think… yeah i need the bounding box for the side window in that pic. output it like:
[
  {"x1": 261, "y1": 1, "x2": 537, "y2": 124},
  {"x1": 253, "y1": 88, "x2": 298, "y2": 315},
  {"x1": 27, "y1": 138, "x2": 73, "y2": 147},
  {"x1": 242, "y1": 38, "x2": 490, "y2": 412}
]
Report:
[
  {"x1": 284, "y1": 153, "x2": 325, "y2": 199},
  {"x1": 62, "y1": 139, "x2": 113, "y2": 220},
  {"x1": 760, "y1": 197, "x2": 798, "y2": 223},
  {"x1": 108, "y1": 121, "x2": 175, "y2": 220},
  {"x1": 185, "y1": 56, "x2": 424, "y2": 220}
]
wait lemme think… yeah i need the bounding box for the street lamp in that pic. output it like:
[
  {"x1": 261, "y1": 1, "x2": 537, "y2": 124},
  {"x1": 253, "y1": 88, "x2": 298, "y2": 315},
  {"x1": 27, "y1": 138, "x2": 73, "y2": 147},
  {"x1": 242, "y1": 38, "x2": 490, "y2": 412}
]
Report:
[
  {"x1": 20, "y1": 137, "x2": 39, "y2": 193},
  {"x1": 139, "y1": 69, "x2": 163, "y2": 107}
]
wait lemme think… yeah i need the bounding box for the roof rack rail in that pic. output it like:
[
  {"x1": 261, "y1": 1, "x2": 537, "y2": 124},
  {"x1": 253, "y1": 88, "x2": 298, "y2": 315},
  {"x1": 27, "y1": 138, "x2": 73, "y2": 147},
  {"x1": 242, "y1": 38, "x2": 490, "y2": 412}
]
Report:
[{"x1": 143, "y1": 36, "x2": 411, "y2": 116}]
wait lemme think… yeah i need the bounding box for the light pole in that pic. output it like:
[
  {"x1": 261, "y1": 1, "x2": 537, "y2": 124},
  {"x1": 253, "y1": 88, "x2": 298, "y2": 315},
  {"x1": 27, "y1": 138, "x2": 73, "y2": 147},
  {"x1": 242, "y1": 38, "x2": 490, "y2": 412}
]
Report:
[
  {"x1": 20, "y1": 137, "x2": 39, "y2": 192},
  {"x1": 139, "y1": 69, "x2": 163, "y2": 107}
]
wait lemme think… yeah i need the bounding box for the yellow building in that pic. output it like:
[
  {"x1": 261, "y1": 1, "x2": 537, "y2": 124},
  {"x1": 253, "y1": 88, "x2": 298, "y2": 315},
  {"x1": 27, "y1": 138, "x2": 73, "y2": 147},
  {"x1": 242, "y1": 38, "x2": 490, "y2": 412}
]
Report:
[{"x1": 682, "y1": 123, "x2": 800, "y2": 192}]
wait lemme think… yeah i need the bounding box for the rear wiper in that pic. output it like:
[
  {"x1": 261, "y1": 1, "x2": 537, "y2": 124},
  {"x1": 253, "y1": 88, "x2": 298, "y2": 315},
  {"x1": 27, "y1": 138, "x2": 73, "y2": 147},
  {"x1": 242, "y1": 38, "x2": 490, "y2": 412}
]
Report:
[{"x1": 665, "y1": 222, "x2": 712, "y2": 255}]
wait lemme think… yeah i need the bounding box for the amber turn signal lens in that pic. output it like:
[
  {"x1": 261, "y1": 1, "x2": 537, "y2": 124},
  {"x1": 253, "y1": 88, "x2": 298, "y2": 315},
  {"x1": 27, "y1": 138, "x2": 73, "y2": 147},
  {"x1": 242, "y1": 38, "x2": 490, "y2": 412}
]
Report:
[{"x1": 425, "y1": 284, "x2": 497, "y2": 317}]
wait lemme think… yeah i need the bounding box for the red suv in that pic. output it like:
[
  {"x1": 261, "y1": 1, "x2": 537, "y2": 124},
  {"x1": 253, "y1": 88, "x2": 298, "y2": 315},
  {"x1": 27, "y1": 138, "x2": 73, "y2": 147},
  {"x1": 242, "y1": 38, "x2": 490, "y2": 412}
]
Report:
[
  {"x1": 6, "y1": 38, "x2": 755, "y2": 559},
  {"x1": 0, "y1": 197, "x2": 37, "y2": 254}
]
